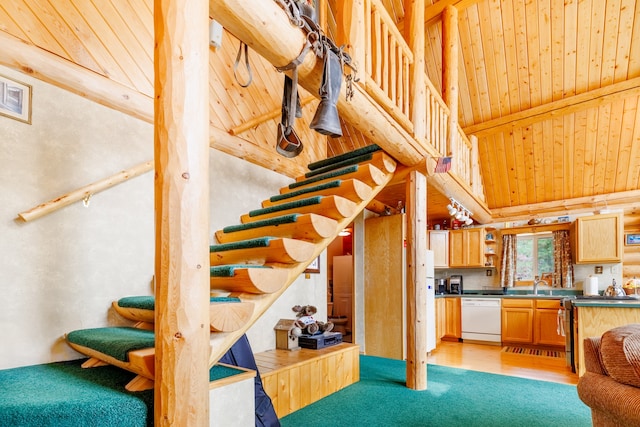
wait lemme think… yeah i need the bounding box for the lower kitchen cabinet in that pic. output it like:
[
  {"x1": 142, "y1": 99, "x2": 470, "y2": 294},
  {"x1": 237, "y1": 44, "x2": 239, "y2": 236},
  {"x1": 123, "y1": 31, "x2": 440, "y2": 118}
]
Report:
[
  {"x1": 435, "y1": 297, "x2": 446, "y2": 345},
  {"x1": 443, "y1": 297, "x2": 461, "y2": 341},
  {"x1": 534, "y1": 300, "x2": 565, "y2": 346},
  {"x1": 501, "y1": 299, "x2": 534, "y2": 344}
]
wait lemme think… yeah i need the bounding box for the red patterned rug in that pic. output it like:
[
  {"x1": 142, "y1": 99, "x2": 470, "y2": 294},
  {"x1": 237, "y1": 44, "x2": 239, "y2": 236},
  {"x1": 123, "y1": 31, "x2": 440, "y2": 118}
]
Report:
[{"x1": 502, "y1": 346, "x2": 565, "y2": 358}]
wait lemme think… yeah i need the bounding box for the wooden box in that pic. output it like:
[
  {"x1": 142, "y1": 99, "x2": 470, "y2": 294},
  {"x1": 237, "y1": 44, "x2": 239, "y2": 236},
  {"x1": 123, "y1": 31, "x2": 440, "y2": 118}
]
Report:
[{"x1": 274, "y1": 319, "x2": 299, "y2": 351}]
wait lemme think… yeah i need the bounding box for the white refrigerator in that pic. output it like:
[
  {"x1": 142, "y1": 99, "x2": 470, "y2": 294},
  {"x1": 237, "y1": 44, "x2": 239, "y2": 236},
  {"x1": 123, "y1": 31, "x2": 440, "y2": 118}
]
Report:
[{"x1": 426, "y1": 250, "x2": 436, "y2": 352}]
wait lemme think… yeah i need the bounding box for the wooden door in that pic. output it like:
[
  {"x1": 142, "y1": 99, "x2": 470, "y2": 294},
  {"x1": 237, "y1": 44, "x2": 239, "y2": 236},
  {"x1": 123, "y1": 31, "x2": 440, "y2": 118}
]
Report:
[
  {"x1": 572, "y1": 213, "x2": 622, "y2": 263},
  {"x1": 443, "y1": 297, "x2": 461, "y2": 340},
  {"x1": 534, "y1": 309, "x2": 565, "y2": 347},
  {"x1": 364, "y1": 214, "x2": 404, "y2": 359},
  {"x1": 448, "y1": 230, "x2": 465, "y2": 267},
  {"x1": 465, "y1": 228, "x2": 485, "y2": 267}
]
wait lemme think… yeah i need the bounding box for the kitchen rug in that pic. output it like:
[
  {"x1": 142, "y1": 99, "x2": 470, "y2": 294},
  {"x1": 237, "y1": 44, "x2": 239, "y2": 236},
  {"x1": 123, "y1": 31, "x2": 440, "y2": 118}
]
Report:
[{"x1": 502, "y1": 346, "x2": 565, "y2": 358}]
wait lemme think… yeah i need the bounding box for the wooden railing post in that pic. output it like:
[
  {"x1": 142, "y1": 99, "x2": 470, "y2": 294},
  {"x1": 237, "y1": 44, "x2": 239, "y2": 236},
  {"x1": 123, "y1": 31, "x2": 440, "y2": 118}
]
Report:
[
  {"x1": 442, "y1": 5, "x2": 459, "y2": 158},
  {"x1": 154, "y1": 0, "x2": 210, "y2": 425},
  {"x1": 336, "y1": 0, "x2": 366, "y2": 83},
  {"x1": 405, "y1": 0, "x2": 426, "y2": 143}
]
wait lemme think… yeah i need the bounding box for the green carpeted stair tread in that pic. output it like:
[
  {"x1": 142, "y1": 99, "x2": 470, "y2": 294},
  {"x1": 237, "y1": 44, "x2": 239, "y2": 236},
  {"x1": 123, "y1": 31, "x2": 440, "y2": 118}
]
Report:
[
  {"x1": 66, "y1": 327, "x2": 154, "y2": 362},
  {"x1": 117, "y1": 295, "x2": 241, "y2": 308},
  {"x1": 289, "y1": 165, "x2": 359, "y2": 190},
  {"x1": 247, "y1": 196, "x2": 323, "y2": 218},
  {"x1": 269, "y1": 181, "x2": 342, "y2": 203},
  {"x1": 210, "y1": 264, "x2": 269, "y2": 277},
  {"x1": 210, "y1": 237, "x2": 276, "y2": 253},
  {"x1": 222, "y1": 215, "x2": 300, "y2": 234},
  {"x1": 306, "y1": 144, "x2": 381, "y2": 171},
  {"x1": 304, "y1": 153, "x2": 375, "y2": 178},
  {"x1": 215, "y1": 213, "x2": 338, "y2": 244}
]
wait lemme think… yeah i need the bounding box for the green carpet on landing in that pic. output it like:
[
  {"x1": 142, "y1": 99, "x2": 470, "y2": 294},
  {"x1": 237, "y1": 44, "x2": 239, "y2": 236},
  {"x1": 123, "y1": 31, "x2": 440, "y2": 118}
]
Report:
[
  {"x1": 0, "y1": 359, "x2": 153, "y2": 427},
  {"x1": 281, "y1": 355, "x2": 591, "y2": 427}
]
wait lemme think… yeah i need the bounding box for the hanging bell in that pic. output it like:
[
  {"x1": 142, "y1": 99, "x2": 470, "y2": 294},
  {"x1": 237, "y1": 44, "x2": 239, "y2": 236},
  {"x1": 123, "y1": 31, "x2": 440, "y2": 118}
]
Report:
[{"x1": 310, "y1": 48, "x2": 343, "y2": 138}]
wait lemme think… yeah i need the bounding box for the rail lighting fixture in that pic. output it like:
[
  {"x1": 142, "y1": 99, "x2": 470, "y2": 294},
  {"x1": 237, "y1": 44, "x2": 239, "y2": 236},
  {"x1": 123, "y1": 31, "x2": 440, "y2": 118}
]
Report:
[
  {"x1": 339, "y1": 229, "x2": 351, "y2": 237},
  {"x1": 448, "y1": 198, "x2": 474, "y2": 226}
]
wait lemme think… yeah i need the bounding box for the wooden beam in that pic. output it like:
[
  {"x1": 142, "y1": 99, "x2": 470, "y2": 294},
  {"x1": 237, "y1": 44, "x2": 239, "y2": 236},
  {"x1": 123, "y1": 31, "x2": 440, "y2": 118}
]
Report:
[
  {"x1": 0, "y1": 31, "x2": 153, "y2": 124},
  {"x1": 405, "y1": 0, "x2": 426, "y2": 142},
  {"x1": 463, "y1": 77, "x2": 640, "y2": 137},
  {"x1": 405, "y1": 170, "x2": 427, "y2": 390},
  {"x1": 228, "y1": 95, "x2": 316, "y2": 136},
  {"x1": 442, "y1": 5, "x2": 459, "y2": 157},
  {"x1": 154, "y1": 0, "x2": 210, "y2": 425},
  {"x1": 17, "y1": 161, "x2": 153, "y2": 222},
  {"x1": 490, "y1": 189, "x2": 640, "y2": 222},
  {"x1": 209, "y1": 0, "x2": 425, "y2": 166},
  {"x1": 425, "y1": 0, "x2": 481, "y2": 24}
]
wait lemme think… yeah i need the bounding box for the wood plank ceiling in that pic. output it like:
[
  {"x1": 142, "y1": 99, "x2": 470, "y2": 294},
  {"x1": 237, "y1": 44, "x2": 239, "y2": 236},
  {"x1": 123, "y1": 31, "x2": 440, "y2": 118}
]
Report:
[{"x1": 0, "y1": 0, "x2": 638, "y2": 223}]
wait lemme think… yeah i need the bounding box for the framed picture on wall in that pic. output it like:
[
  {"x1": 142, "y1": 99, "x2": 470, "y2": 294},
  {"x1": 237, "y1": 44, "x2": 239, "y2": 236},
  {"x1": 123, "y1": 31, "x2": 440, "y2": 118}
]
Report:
[
  {"x1": 0, "y1": 74, "x2": 32, "y2": 124},
  {"x1": 304, "y1": 256, "x2": 320, "y2": 274},
  {"x1": 625, "y1": 233, "x2": 640, "y2": 246}
]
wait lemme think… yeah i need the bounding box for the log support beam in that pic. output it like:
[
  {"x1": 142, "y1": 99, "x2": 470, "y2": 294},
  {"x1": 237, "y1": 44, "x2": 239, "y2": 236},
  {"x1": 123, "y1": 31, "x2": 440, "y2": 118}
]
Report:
[
  {"x1": 154, "y1": 0, "x2": 210, "y2": 425},
  {"x1": 442, "y1": 5, "x2": 459, "y2": 158},
  {"x1": 405, "y1": 170, "x2": 427, "y2": 390}
]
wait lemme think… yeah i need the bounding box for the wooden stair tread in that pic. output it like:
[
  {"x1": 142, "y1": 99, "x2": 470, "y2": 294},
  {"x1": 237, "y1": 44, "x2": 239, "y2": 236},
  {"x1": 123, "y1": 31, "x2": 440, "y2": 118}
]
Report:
[
  {"x1": 210, "y1": 266, "x2": 290, "y2": 294},
  {"x1": 262, "y1": 179, "x2": 372, "y2": 207},
  {"x1": 215, "y1": 213, "x2": 337, "y2": 243},
  {"x1": 295, "y1": 151, "x2": 395, "y2": 182},
  {"x1": 240, "y1": 195, "x2": 356, "y2": 223},
  {"x1": 284, "y1": 163, "x2": 386, "y2": 193},
  {"x1": 113, "y1": 296, "x2": 257, "y2": 330},
  {"x1": 306, "y1": 144, "x2": 381, "y2": 171},
  {"x1": 210, "y1": 237, "x2": 314, "y2": 266}
]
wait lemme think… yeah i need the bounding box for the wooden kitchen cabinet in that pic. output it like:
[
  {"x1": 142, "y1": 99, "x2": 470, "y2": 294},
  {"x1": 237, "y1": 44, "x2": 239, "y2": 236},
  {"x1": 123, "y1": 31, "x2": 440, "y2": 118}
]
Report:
[
  {"x1": 435, "y1": 297, "x2": 446, "y2": 345},
  {"x1": 571, "y1": 213, "x2": 622, "y2": 264},
  {"x1": 501, "y1": 299, "x2": 534, "y2": 344},
  {"x1": 534, "y1": 300, "x2": 565, "y2": 347},
  {"x1": 442, "y1": 297, "x2": 461, "y2": 341},
  {"x1": 428, "y1": 230, "x2": 449, "y2": 268},
  {"x1": 449, "y1": 228, "x2": 485, "y2": 267}
]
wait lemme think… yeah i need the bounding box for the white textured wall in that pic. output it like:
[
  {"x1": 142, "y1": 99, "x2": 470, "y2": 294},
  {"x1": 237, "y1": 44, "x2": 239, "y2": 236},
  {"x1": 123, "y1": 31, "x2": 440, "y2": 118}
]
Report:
[{"x1": 0, "y1": 65, "x2": 327, "y2": 369}]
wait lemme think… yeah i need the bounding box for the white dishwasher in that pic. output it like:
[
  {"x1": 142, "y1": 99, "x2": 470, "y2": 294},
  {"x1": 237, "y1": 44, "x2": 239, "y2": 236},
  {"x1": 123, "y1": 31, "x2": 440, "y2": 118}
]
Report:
[{"x1": 461, "y1": 298, "x2": 502, "y2": 343}]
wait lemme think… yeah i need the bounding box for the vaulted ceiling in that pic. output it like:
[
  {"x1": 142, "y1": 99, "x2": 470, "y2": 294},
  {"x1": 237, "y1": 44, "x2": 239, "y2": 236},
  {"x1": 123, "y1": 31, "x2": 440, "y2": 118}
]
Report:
[{"x1": 1, "y1": 0, "x2": 638, "y2": 223}]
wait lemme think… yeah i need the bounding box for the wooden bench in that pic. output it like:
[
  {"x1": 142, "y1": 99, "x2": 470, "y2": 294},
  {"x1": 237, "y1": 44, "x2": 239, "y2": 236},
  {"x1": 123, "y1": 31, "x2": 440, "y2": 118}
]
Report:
[{"x1": 254, "y1": 343, "x2": 360, "y2": 418}]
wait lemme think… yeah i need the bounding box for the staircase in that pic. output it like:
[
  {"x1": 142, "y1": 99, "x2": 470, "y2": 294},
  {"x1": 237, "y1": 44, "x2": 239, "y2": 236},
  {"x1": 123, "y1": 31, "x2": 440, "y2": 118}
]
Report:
[{"x1": 65, "y1": 145, "x2": 397, "y2": 391}]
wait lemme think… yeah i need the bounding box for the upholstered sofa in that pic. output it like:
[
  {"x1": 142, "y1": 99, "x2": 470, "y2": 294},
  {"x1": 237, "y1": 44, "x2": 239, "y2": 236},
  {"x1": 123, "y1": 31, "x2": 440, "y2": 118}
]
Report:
[{"x1": 577, "y1": 323, "x2": 640, "y2": 426}]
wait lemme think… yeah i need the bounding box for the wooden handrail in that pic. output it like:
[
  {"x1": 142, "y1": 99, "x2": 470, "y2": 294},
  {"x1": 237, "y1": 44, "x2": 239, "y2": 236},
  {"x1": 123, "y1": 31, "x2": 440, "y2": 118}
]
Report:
[{"x1": 17, "y1": 161, "x2": 153, "y2": 222}]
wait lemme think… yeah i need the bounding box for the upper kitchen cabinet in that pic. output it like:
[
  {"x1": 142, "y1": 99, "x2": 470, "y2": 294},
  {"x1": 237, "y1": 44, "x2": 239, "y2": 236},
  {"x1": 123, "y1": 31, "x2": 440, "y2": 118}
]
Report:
[
  {"x1": 428, "y1": 230, "x2": 449, "y2": 268},
  {"x1": 571, "y1": 213, "x2": 623, "y2": 264},
  {"x1": 449, "y1": 229, "x2": 485, "y2": 268}
]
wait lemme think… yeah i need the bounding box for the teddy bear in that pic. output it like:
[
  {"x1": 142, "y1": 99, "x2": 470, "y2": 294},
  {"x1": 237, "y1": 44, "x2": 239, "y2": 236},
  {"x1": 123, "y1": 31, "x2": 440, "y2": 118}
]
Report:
[{"x1": 290, "y1": 304, "x2": 334, "y2": 337}]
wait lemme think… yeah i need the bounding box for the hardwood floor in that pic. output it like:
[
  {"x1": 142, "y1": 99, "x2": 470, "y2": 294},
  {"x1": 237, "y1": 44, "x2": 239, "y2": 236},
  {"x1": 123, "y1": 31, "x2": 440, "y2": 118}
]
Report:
[{"x1": 427, "y1": 341, "x2": 579, "y2": 385}]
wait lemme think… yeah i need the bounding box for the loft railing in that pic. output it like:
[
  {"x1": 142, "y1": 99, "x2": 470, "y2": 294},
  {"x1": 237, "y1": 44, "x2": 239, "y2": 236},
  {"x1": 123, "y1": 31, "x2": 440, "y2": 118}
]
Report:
[{"x1": 337, "y1": 0, "x2": 484, "y2": 201}]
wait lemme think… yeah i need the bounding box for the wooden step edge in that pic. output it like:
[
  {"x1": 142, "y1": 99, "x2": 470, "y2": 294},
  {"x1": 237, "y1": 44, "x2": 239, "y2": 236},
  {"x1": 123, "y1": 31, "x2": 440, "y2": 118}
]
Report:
[
  {"x1": 215, "y1": 214, "x2": 337, "y2": 244},
  {"x1": 209, "y1": 301, "x2": 255, "y2": 332},
  {"x1": 369, "y1": 151, "x2": 397, "y2": 174},
  {"x1": 112, "y1": 301, "x2": 155, "y2": 324},
  {"x1": 240, "y1": 196, "x2": 356, "y2": 223},
  {"x1": 210, "y1": 267, "x2": 290, "y2": 294},
  {"x1": 67, "y1": 341, "x2": 155, "y2": 382},
  {"x1": 262, "y1": 179, "x2": 373, "y2": 208},
  {"x1": 283, "y1": 163, "x2": 386, "y2": 193},
  {"x1": 210, "y1": 238, "x2": 315, "y2": 266}
]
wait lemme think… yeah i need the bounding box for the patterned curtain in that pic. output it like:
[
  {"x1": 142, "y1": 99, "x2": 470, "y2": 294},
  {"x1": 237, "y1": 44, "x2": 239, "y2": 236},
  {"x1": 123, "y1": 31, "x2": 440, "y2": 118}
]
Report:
[
  {"x1": 500, "y1": 234, "x2": 517, "y2": 288},
  {"x1": 553, "y1": 230, "x2": 573, "y2": 287}
]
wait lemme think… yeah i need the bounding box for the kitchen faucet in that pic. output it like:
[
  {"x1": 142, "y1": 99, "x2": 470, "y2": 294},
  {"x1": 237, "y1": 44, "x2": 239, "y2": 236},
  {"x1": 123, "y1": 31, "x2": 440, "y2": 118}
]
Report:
[{"x1": 533, "y1": 276, "x2": 548, "y2": 295}]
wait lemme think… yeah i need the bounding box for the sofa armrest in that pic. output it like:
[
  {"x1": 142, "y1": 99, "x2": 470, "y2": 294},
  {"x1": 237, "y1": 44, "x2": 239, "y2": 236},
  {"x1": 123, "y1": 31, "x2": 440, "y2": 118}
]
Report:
[
  {"x1": 583, "y1": 336, "x2": 607, "y2": 375},
  {"x1": 578, "y1": 372, "x2": 640, "y2": 425}
]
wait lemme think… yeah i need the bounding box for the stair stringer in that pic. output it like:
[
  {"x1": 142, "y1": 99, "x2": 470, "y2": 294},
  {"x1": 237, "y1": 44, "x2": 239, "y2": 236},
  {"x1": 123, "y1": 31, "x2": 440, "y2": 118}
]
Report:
[{"x1": 207, "y1": 156, "x2": 397, "y2": 367}]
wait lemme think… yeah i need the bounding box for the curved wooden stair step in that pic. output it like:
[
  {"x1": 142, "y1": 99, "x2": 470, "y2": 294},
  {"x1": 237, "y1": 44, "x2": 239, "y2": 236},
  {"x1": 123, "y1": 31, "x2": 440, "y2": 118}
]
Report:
[
  {"x1": 283, "y1": 163, "x2": 386, "y2": 194},
  {"x1": 210, "y1": 237, "x2": 314, "y2": 266},
  {"x1": 262, "y1": 179, "x2": 372, "y2": 208},
  {"x1": 240, "y1": 195, "x2": 356, "y2": 223},
  {"x1": 210, "y1": 264, "x2": 290, "y2": 294},
  {"x1": 66, "y1": 327, "x2": 155, "y2": 391},
  {"x1": 215, "y1": 213, "x2": 336, "y2": 244},
  {"x1": 112, "y1": 295, "x2": 255, "y2": 331},
  {"x1": 296, "y1": 151, "x2": 396, "y2": 182},
  {"x1": 306, "y1": 144, "x2": 382, "y2": 171}
]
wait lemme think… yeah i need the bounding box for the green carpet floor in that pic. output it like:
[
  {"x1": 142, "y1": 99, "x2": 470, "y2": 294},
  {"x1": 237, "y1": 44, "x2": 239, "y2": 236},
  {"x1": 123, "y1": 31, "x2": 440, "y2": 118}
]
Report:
[{"x1": 281, "y1": 355, "x2": 592, "y2": 427}]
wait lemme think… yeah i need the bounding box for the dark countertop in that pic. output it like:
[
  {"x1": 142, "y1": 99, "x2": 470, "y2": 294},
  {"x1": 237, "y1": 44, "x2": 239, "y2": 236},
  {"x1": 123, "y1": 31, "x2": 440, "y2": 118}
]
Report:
[{"x1": 434, "y1": 292, "x2": 640, "y2": 306}]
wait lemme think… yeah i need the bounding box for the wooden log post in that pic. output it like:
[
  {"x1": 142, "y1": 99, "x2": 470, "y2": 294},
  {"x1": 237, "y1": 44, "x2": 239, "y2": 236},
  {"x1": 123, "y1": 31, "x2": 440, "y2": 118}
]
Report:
[
  {"x1": 405, "y1": 170, "x2": 427, "y2": 390},
  {"x1": 405, "y1": 0, "x2": 426, "y2": 143},
  {"x1": 442, "y1": 5, "x2": 459, "y2": 158},
  {"x1": 154, "y1": 0, "x2": 210, "y2": 425},
  {"x1": 335, "y1": 0, "x2": 366, "y2": 83}
]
